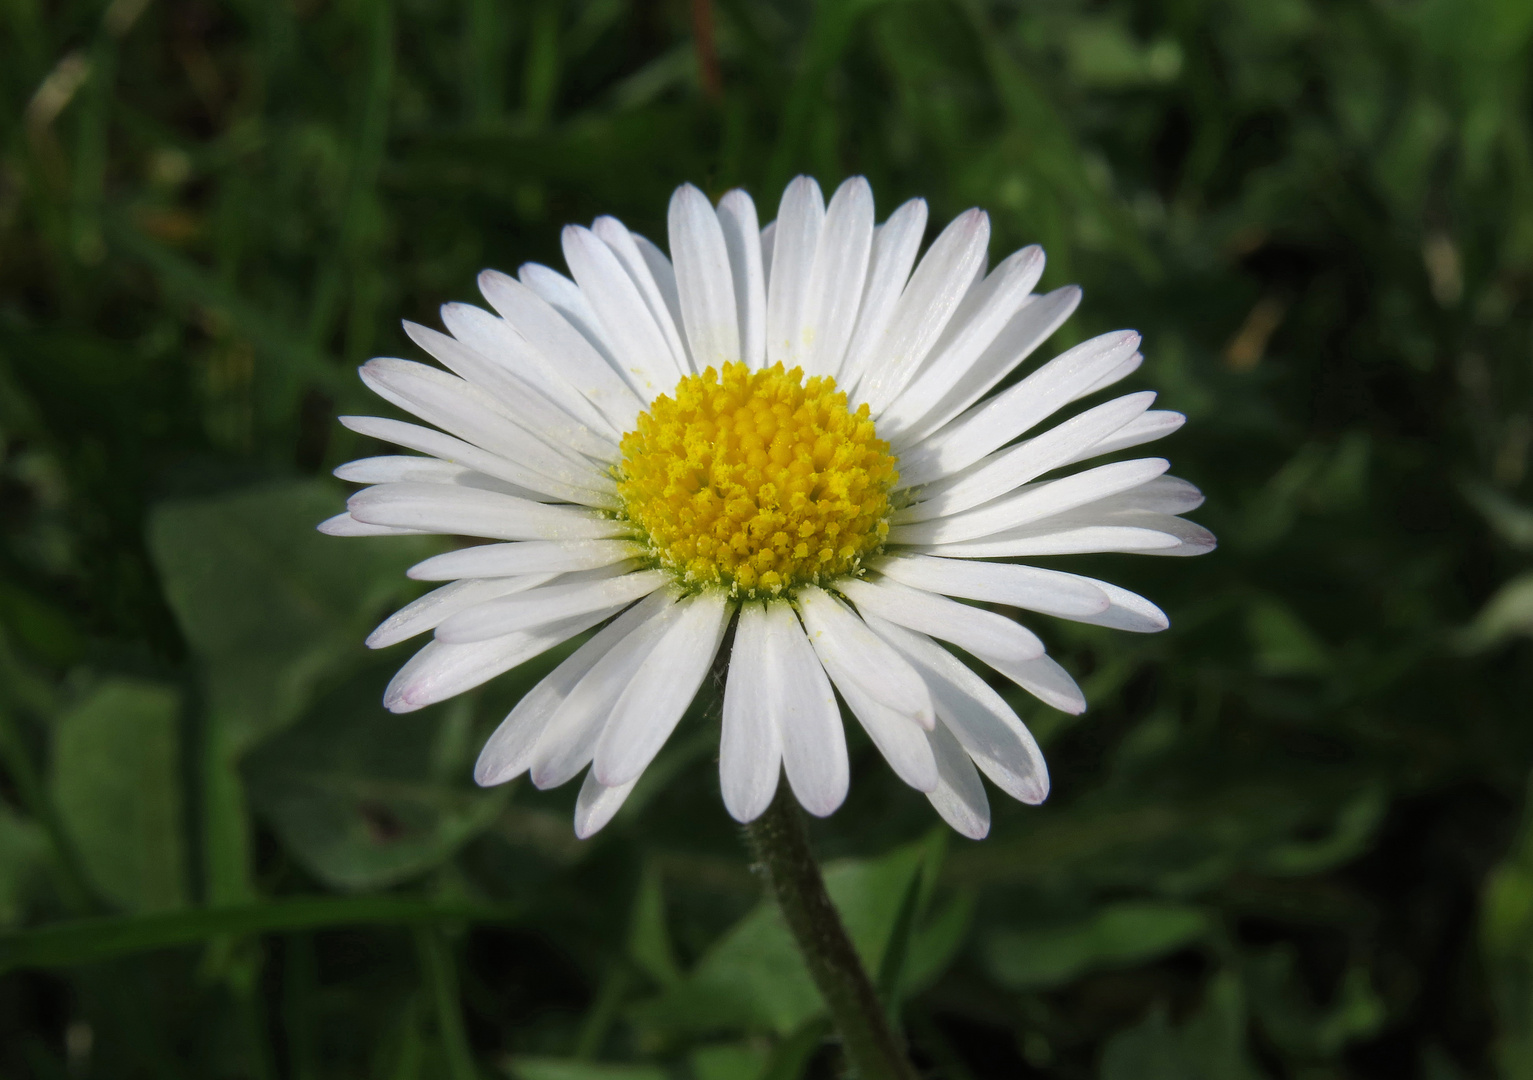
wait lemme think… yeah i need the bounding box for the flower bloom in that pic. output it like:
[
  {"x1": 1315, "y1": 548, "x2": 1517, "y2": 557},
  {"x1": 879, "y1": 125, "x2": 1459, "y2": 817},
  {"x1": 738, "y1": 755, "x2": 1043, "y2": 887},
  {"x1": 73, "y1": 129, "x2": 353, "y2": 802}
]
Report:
[{"x1": 323, "y1": 178, "x2": 1214, "y2": 838}]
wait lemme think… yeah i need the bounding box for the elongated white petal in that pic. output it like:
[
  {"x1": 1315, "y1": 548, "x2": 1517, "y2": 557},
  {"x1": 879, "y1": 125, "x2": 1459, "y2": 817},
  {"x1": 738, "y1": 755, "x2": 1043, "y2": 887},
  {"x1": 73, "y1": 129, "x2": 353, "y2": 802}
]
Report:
[
  {"x1": 438, "y1": 300, "x2": 618, "y2": 439},
  {"x1": 865, "y1": 615, "x2": 1049, "y2": 801},
  {"x1": 574, "y1": 770, "x2": 639, "y2": 838},
  {"x1": 763, "y1": 600, "x2": 848, "y2": 817},
  {"x1": 668, "y1": 185, "x2": 741, "y2": 371},
  {"x1": 530, "y1": 592, "x2": 685, "y2": 788},
  {"x1": 594, "y1": 590, "x2": 731, "y2": 787},
  {"x1": 839, "y1": 198, "x2": 928, "y2": 387},
  {"x1": 797, "y1": 586, "x2": 934, "y2": 729},
  {"x1": 980, "y1": 651, "x2": 1086, "y2": 714},
  {"x1": 435, "y1": 568, "x2": 665, "y2": 643},
  {"x1": 335, "y1": 455, "x2": 474, "y2": 486},
  {"x1": 478, "y1": 269, "x2": 643, "y2": 432},
  {"x1": 1059, "y1": 410, "x2": 1186, "y2": 468},
  {"x1": 408, "y1": 539, "x2": 644, "y2": 581},
  {"x1": 922, "y1": 523, "x2": 1186, "y2": 558},
  {"x1": 317, "y1": 511, "x2": 427, "y2": 537},
  {"x1": 517, "y1": 262, "x2": 623, "y2": 369},
  {"x1": 765, "y1": 177, "x2": 825, "y2": 370},
  {"x1": 338, "y1": 416, "x2": 554, "y2": 503},
  {"x1": 800, "y1": 177, "x2": 874, "y2": 379},
  {"x1": 875, "y1": 554, "x2": 1110, "y2": 619},
  {"x1": 759, "y1": 220, "x2": 776, "y2": 279},
  {"x1": 475, "y1": 590, "x2": 675, "y2": 785},
  {"x1": 631, "y1": 233, "x2": 689, "y2": 360},
  {"x1": 385, "y1": 604, "x2": 621, "y2": 714},
  {"x1": 716, "y1": 190, "x2": 767, "y2": 369},
  {"x1": 359, "y1": 358, "x2": 615, "y2": 505},
  {"x1": 899, "y1": 328, "x2": 1137, "y2": 484},
  {"x1": 855, "y1": 208, "x2": 991, "y2": 414},
  {"x1": 925, "y1": 722, "x2": 991, "y2": 839},
  {"x1": 892, "y1": 286, "x2": 1084, "y2": 449},
  {"x1": 897, "y1": 393, "x2": 1157, "y2": 521},
  {"x1": 1038, "y1": 573, "x2": 1169, "y2": 633},
  {"x1": 562, "y1": 226, "x2": 684, "y2": 399},
  {"x1": 367, "y1": 576, "x2": 556, "y2": 649},
  {"x1": 878, "y1": 245, "x2": 1045, "y2": 437},
  {"x1": 592, "y1": 216, "x2": 692, "y2": 375},
  {"x1": 720, "y1": 602, "x2": 782, "y2": 823},
  {"x1": 838, "y1": 577, "x2": 1044, "y2": 661},
  {"x1": 348, "y1": 481, "x2": 627, "y2": 541},
  {"x1": 889, "y1": 459, "x2": 1171, "y2": 546},
  {"x1": 832, "y1": 670, "x2": 940, "y2": 793}
]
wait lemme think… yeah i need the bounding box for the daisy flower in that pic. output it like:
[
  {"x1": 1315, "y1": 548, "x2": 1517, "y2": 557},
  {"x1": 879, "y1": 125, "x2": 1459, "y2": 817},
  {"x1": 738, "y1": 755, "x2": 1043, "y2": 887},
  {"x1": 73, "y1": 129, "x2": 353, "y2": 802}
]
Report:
[{"x1": 322, "y1": 177, "x2": 1214, "y2": 839}]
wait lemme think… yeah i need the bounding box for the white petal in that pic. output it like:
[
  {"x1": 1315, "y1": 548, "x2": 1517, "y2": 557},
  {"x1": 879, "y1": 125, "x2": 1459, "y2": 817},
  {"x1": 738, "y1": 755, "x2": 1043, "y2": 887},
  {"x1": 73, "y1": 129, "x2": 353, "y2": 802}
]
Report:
[
  {"x1": 1077, "y1": 349, "x2": 1143, "y2": 400},
  {"x1": 896, "y1": 392, "x2": 1157, "y2": 520},
  {"x1": 888, "y1": 459, "x2": 1171, "y2": 546},
  {"x1": 435, "y1": 568, "x2": 665, "y2": 643},
  {"x1": 408, "y1": 539, "x2": 645, "y2": 581},
  {"x1": 759, "y1": 220, "x2": 776, "y2": 279},
  {"x1": 419, "y1": 314, "x2": 615, "y2": 458},
  {"x1": 367, "y1": 576, "x2": 556, "y2": 649},
  {"x1": 838, "y1": 577, "x2": 1044, "y2": 661},
  {"x1": 763, "y1": 600, "x2": 848, "y2": 817},
  {"x1": 478, "y1": 269, "x2": 643, "y2": 432},
  {"x1": 530, "y1": 592, "x2": 686, "y2": 788},
  {"x1": 796, "y1": 586, "x2": 934, "y2": 729},
  {"x1": 838, "y1": 198, "x2": 928, "y2": 388},
  {"x1": 631, "y1": 232, "x2": 689, "y2": 362},
  {"x1": 668, "y1": 184, "x2": 741, "y2": 371},
  {"x1": 1058, "y1": 410, "x2": 1186, "y2": 468},
  {"x1": 981, "y1": 652, "x2": 1086, "y2": 714},
  {"x1": 475, "y1": 590, "x2": 676, "y2": 785},
  {"x1": 561, "y1": 226, "x2": 685, "y2": 399},
  {"x1": 338, "y1": 415, "x2": 558, "y2": 503},
  {"x1": 573, "y1": 770, "x2": 639, "y2": 838},
  {"x1": 865, "y1": 615, "x2": 1049, "y2": 801},
  {"x1": 317, "y1": 511, "x2": 428, "y2": 537},
  {"x1": 830, "y1": 668, "x2": 940, "y2": 793},
  {"x1": 437, "y1": 300, "x2": 618, "y2": 440},
  {"x1": 720, "y1": 602, "x2": 783, "y2": 823},
  {"x1": 716, "y1": 189, "x2": 768, "y2": 370},
  {"x1": 854, "y1": 208, "x2": 991, "y2": 415},
  {"x1": 384, "y1": 604, "x2": 621, "y2": 714},
  {"x1": 898, "y1": 327, "x2": 1136, "y2": 485},
  {"x1": 359, "y1": 358, "x2": 616, "y2": 505},
  {"x1": 591, "y1": 216, "x2": 692, "y2": 375},
  {"x1": 923, "y1": 522, "x2": 1187, "y2": 558},
  {"x1": 516, "y1": 262, "x2": 623, "y2": 368},
  {"x1": 925, "y1": 722, "x2": 991, "y2": 839},
  {"x1": 347, "y1": 481, "x2": 626, "y2": 541},
  {"x1": 1034, "y1": 573, "x2": 1169, "y2": 633},
  {"x1": 334, "y1": 455, "x2": 474, "y2": 486},
  {"x1": 875, "y1": 554, "x2": 1110, "y2": 619},
  {"x1": 878, "y1": 245, "x2": 1045, "y2": 437},
  {"x1": 765, "y1": 177, "x2": 825, "y2": 371},
  {"x1": 891, "y1": 286, "x2": 1083, "y2": 449},
  {"x1": 594, "y1": 590, "x2": 731, "y2": 787},
  {"x1": 800, "y1": 177, "x2": 874, "y2": 379}
]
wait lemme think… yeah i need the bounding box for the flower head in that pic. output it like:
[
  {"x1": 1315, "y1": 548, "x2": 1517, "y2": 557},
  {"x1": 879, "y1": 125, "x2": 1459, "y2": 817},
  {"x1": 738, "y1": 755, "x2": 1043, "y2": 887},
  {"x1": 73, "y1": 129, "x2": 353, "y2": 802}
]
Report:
[{"x1": 323, "y1": 177, "x2": 1214, "y2": 838}]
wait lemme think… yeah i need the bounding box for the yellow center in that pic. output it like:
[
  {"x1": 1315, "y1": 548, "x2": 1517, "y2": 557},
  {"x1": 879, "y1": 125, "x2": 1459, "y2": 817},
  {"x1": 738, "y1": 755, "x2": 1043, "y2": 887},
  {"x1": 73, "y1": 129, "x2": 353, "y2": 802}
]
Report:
[{"x1": 616, "y1": 361, "x2": 898, "y2": 597}]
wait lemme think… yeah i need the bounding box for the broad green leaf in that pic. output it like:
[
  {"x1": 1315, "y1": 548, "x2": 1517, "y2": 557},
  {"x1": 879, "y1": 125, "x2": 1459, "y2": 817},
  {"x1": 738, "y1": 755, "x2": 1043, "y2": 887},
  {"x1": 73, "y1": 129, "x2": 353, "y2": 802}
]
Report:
[
  {"x1": 629, "y1": 842, "x2": 930, "y2": 1037},
  {"x1": 690, "y1": 1042, "x2": 769, "y2": 1080},
  {"x1": 509, "y1": 1061, "x2": 668, "y2": 1080},
  {"x1": 1100, "y1": 971, "x2": 1260, "y2": 1080},
  {"x1": 243, "y1": 665, "x2": 506, "y2": 891},
  {"x1": 49, "y1": 679, "x2": 187, "y2": 913},
  {"x1": 0, "y1": 804, "x2": 46, "y2": 927},
  {"x1": 146, "y1": 479, "x2": 433, "y2": 750},
  {"x1": 985, "y1": 901, "x2": 1209, "y2": 990}
]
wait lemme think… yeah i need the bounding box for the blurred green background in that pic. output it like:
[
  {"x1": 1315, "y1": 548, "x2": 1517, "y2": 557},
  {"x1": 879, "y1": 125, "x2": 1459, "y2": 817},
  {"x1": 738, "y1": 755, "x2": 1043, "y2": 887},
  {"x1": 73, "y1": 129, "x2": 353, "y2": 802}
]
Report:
[{"x1": 2, "y1": 0, "x2": 1532, "y2": 1076}]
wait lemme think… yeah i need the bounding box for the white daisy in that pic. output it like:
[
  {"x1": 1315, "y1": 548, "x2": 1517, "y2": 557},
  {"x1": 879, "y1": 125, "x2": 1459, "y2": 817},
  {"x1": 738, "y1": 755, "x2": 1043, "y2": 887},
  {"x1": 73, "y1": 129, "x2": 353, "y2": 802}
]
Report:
[{"x1": 322, "y1": 177, "x2": 1214, "y2": 840}]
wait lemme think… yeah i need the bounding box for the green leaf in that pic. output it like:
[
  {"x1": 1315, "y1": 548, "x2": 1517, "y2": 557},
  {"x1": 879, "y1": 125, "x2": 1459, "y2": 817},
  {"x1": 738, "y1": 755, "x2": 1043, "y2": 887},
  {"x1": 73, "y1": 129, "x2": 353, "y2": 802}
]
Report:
[
  {"x1": 146, "y1": 479, "x2": 433, "y2": 751},
  {"x1": 1100, "y1": 971, "x2": 1260, "y2": 1080},
  {"x1": 985, "y1": 902, "x2": 1210, "y2": 990},
  {"x1": 243, "y1": 666, "x2": 506, "y2": 891},
  {"x1": 508, "y1": 1060, "x2": 668, "y2": 1080},
  {"x1": 0, "y1": 804, "x2": 47, "y2": 927},
  {"x1": 689, "y1": 1043, "x2": 770, "y2": 1080},
  {"x1": 630, "y1": 841, "x2": 930, "y2": 1037},
  {"x1": 49, "y1": 678, "x2": 187, "y2": 913}
]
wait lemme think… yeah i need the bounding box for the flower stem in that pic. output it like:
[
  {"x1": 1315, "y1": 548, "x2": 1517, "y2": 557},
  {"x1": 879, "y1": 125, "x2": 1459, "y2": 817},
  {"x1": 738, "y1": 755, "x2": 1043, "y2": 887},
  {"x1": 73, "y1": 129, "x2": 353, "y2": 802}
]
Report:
[{"x1": 744, "y1": 788, "x2": 920, "y2": 1080}]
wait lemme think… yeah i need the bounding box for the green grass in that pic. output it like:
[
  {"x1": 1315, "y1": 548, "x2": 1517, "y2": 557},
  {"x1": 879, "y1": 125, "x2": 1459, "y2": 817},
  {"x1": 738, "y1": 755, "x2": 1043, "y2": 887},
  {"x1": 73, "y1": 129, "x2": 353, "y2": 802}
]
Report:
[{"x1": 2, "y1": 0, "x2": 1532, "y2": 1076}]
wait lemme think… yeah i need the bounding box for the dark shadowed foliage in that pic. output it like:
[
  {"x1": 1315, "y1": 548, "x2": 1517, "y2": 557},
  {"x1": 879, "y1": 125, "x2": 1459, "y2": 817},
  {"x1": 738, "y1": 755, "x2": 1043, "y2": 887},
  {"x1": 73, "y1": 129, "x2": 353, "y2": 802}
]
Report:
[{"x1": 2, "y1": 0, "x2": 1532, "y2": 1077}]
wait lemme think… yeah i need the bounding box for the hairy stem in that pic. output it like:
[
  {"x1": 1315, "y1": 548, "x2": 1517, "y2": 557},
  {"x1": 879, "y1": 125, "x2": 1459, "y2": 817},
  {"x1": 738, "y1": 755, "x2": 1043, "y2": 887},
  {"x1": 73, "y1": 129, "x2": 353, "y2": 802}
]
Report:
[{"x1": 744, "y1": 788, "x2": 920, "y2": 1080}]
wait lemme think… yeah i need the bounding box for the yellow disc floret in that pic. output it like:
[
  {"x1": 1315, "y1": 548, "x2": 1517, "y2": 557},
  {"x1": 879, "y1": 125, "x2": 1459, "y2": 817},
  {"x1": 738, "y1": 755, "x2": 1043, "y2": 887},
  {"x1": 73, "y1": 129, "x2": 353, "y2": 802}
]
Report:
[{"x1": 616, "y1": 361, "x2": 898, "y2": 598}]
